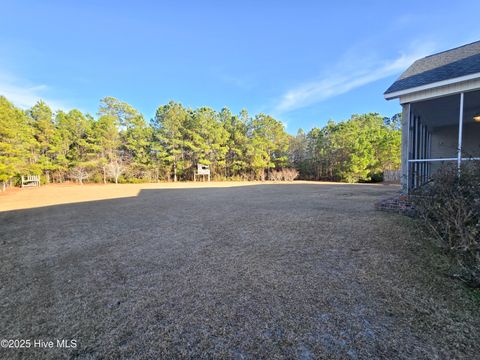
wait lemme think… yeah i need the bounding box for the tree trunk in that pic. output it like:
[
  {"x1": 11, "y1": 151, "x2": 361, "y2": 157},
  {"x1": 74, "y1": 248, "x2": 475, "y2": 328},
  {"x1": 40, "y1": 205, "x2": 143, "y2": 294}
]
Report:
[
  {"x1": 173, "y1": 161, "x2": 177, "y2": 182},
  {"x1": 103, "y1": 166, "x2": 107, "y2": 184}
]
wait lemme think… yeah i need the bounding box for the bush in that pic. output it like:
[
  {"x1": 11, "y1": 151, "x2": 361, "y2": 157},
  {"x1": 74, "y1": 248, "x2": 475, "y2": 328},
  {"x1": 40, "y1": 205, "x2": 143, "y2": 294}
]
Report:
[
  {"x1": 269, "y1": 170, "x2": 283, "y2": 181},
  {"x1": 411, "y1": 161, "x2": 480, "y2": 287},
  {"x1": 282, "y1": 168, "x2": 299, "y2": 181},
  {"x1": 269, "y1": 168, "x2": 299, "y2": 181},
  {"x1": 90, "y1": 173, "x2": 104, "y2": 183}
]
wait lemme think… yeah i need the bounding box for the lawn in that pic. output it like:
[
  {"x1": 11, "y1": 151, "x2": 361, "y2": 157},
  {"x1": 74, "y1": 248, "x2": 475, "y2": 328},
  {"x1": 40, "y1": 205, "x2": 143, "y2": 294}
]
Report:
[{"x1": 0, "y1": 182, "x2": 478, "y2": 359}]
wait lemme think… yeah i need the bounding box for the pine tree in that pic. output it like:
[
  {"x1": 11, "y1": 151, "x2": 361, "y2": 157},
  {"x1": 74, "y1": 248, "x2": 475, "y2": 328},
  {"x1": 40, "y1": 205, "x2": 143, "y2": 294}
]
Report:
[
  {"x1": 153, "y1": 101, "x2": 190, "y2": 181},
  {"x1": 0, "y1": 97, "x2": 37, "y2": 190},
  {"x1": 221, "y1": 108, "x2": 249, "y2": 178},
  {"x1": 248, "y1": 114, "x2": 289, "y2": 180},
  {"x1": 28, "y1": 101, "x2": 60, "y2": 183}
]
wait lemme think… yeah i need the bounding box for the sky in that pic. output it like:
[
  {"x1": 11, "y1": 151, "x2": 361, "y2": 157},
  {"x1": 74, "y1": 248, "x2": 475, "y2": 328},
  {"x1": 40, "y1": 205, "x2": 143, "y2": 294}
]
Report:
[{"x1": 1, "y1": 0, "x2": 480, "y2": 133}]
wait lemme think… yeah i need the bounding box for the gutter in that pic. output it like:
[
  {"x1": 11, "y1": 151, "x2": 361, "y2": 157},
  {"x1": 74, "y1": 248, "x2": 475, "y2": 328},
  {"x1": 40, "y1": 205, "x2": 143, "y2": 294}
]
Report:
[{"x1": 384, "y1": 72, "x2": 480, "y2": 100}]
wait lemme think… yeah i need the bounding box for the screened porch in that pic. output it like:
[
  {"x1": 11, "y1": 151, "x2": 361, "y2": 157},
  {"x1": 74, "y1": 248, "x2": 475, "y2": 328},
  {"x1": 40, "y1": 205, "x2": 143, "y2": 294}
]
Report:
[{"x1": 406, "y1": 90, "x2": 480, "y2": 191}]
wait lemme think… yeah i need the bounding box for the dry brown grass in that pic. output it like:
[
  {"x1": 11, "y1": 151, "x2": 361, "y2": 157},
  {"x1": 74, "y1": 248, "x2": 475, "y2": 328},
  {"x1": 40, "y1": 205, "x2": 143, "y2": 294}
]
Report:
[
  {"x1": 0, "y1": 181, "x2": 376, "y2": 212},
  {"x1": 0, "y1": 182, "x2": 478, "y2": 359}
]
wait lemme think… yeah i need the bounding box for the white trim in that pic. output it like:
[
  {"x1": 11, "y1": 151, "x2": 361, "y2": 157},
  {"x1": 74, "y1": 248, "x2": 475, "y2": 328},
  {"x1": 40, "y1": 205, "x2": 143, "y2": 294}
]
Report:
[
  {"x1": 406, "y1": 103, "x2": 411, "y2": 189},
  {"x1": 384, "y1": 72, "x2": 480, "y2": 100},
  {"x1": 408, "y1": 157, "x2": 480, "y2": 163},
  {"x1": 457, "y1": 92, "x2": 464, "y2": 170}
]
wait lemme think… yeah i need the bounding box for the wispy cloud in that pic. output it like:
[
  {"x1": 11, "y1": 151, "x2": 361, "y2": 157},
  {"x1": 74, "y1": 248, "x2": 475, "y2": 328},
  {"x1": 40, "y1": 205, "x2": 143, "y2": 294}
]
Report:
[
  {"x1": 0, "y1": 69, "x2": 68, "y2": 110},
  {"x1": 220, "y1": 74, "x2": 256, "y2": 90},
  {"x1": 274, "y1": 42, "x2": 436, "y2": 114}
]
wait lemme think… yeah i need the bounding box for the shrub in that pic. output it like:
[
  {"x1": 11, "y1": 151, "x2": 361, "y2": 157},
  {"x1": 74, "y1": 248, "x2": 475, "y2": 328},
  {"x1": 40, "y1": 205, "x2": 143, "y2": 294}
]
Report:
[
  {"x1": 269, "y1": 170, "x2": 283, "y2": 181},
  {"x1": 282, "y1": 168, "x2": 299, "y2": 181},
  {"x1": 269, "y1": 168, "x2": 299, "y2": 181},
  {"x1": 411, "y1": 161, "x2": 480, "y2": 287},
  {"x1": 125, "y1": 177, "x2": 149, "y2": 184},
  {"x1": 90, "y1": 173, "x2": 104, "y2": 183}
]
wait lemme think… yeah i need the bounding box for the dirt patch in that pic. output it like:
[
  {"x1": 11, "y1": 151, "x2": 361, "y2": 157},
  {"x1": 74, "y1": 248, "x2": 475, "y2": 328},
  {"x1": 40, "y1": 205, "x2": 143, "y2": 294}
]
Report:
[{"x1": 0, "y1": 183, "x2": 478, "y2": 359}]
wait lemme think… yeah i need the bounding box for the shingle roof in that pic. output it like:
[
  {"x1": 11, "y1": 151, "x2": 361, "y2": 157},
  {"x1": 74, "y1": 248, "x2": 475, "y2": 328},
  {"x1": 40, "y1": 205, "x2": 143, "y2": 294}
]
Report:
[{"x1": 384, "y1": 41, "x2": 480, "y2": 95}]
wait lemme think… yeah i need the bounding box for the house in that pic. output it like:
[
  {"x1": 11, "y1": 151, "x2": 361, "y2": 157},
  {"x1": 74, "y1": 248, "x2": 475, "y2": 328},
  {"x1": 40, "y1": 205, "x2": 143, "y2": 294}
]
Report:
[{"x1": 385, "y1": 41, "x2": 480, "y2": 192}]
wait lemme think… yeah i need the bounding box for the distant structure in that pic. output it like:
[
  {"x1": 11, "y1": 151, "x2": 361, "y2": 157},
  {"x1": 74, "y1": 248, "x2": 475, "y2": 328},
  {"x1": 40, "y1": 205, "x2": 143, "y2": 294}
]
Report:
[
  {"x1": 21, "y1": 175, "x2": 40, "y2": 187},
  {"x1": 194, "y1": 164, "x2": 210, "y2": 181},
  {"x1": 385, "y1": 40, "x2": 480, "y2": 192}
]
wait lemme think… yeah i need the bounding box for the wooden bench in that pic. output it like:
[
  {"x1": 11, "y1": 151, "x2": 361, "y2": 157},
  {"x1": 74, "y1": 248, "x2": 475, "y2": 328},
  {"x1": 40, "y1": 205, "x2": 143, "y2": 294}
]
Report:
[{"x1": 21, "y1": 175, "x2": 40, "y2": 188}]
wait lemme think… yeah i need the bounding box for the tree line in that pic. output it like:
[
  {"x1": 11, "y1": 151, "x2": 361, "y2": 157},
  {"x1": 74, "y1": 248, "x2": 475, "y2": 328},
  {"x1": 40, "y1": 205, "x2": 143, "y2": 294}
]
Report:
[
  {"x1": 0, "y1": 95, "x2": 400, "y2": 189},
  {"x1": 289, "y1": 114, "x2": 401, "y2": 183}
]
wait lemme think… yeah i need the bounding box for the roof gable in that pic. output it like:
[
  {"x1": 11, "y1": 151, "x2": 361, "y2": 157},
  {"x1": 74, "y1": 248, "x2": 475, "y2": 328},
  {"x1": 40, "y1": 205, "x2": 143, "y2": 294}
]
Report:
[{"x1": 385, "y1": 41, "x2": 480, "y2": 96}]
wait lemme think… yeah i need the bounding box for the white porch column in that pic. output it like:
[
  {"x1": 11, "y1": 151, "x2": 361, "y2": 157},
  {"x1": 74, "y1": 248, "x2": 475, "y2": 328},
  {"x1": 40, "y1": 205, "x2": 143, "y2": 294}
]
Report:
[
  {"x1": 457, "y1": 92, "x2": 464, "y2": 171},
  {"x1": 401, "y1": 103, "x2": 411, "y2": 192}
]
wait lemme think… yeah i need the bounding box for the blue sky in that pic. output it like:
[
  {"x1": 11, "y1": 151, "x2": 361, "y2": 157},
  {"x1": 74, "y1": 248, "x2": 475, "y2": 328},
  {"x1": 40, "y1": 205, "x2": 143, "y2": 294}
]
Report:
[{"x1": 1, "y1": 1, "x2": 480, "y2": 133}]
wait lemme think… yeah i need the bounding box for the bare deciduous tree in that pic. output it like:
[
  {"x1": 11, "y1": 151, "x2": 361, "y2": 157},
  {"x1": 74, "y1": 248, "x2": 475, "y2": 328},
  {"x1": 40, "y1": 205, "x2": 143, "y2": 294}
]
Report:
[
  {"x1": 70, "y1": 166, "x2": 91, "y2": 184},
  {"x1": 107, "y1": 160, "x2": 125, "y2": 184}
]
